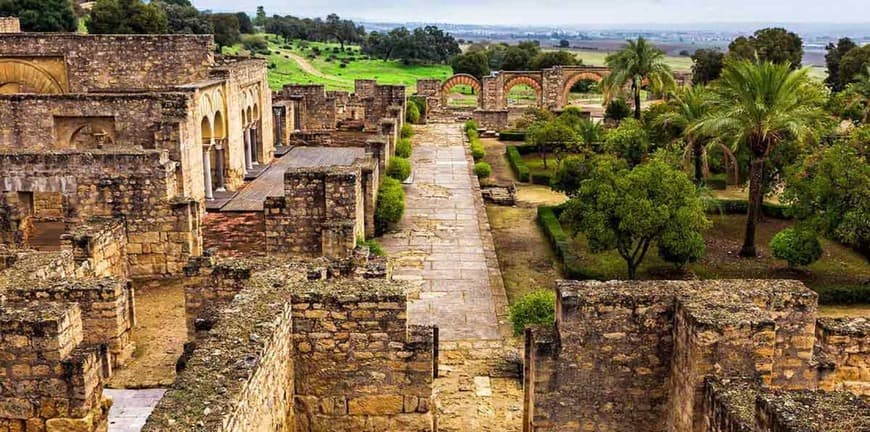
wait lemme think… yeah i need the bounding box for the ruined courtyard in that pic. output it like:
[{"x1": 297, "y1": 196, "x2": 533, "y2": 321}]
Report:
[{"x1": 0, "y1": 15, "x2": 867, "y2": 432}]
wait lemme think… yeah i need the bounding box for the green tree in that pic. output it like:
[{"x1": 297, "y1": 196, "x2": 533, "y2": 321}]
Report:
[
  {"x1": 552, "y1": 154, "x2": 593, "y2": 196},
  {"x1": 694, "y1": 60, "x2": 825, "y2": 257},
  {"x1": 654, "y1": 85, "x2": 714, "y2": 184},
  {"x1": 509, "y1": 290, "x2": 555, "y2": 336},
  {"x1": 838, "y1": 45, "x2": 870, "y2": 90},
  {"x1": 155, "y1": 0, "x2": 211, "y2": 34},
  {"x1": 526, "y1": 120, "x2": 578, "y2": 169},
  {"x1": 88, "y1": 0, "x2": 168, "y2": 34},
  {"x1": 235, "y1": 12, "x2": 254, "y2": 34},
  {"x1": 604, "y1": 98, "x2": 631, "y2": 123},
  {"x1": 603, "y1": 118, "x2": 650, "y2": 167},
  {"x1": 501, "y1": 45, "x2": 536, "y2": 70},
  {"x1": 0, "y1": 0, "x2": 77, "y2": 32},
  {"x1": 253, "y1": 6, "x2": 266, "y2": 28},
  {"x1": 529, "y1": 50, "x2": 579, "y2": 69},
  {"x1": 324, "y1": 13, "x2": 364, "y2": 50},
  {"x1": 209, "y1": 13, "x2": 241, "y2": 52},
  {"x1": 824, "y1": 37, "x2": 858, "y2": 91},
  {"x1": 450, "y1": 51, "x2": 490, "y2": 79},
  {"x1": 690, "y1": 48, "x2": 725, "y2": 84},
  {"x1": 770, "y1": 228, "x2": 822, "y2": 267},
  {"x1": 602, "y1": 37, "x2": 675, "y2": 120},
  {"x1": 783, "y1": 143, "x2": 869, "y2": 252},
  {"x1": 560, "y1": 156, "x2": 710, "y2": 279},
  {"x1": 728, "y1": 28, "x2": 803, "y2": 69},
  {"x1": 559, "y1": 39, "x2": 570, "y2": 48}
]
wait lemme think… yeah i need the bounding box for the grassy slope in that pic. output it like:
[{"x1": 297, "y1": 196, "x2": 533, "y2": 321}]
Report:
[{"x1": 228, "y1": 37, "x2": 452, "y2": 93}]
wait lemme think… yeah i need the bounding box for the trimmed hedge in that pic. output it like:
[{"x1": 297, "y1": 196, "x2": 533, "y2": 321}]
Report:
[
  {"x1": 498, "y1": 130, "x2": 526, "y2": 141},
  {"x1": 537, "y1": 206, "x2": 593, "y2": 279},
  {"x1": 474, "y1": 162, "x2": 492, "y2": 178},
  {"x1": 513, "y1": 144, "x2": 538, "y2": 155},
  {"x1": 464, "y1": 120, "x2": 479, "y2": 134},
  {"x1": 509, "y1": 290, "x2": 555, "y2": 336},
  {"x1": 813, "y1": 284, "x2": 870, "y2": 305},
  {"x1": 387, "y1": 157, "x2": 411, "y2": 181},
  {"x1": 531, "y1": 172, "x2": 552, "y2": 186},
  {"x1": 706, "y1": 173, "x2": 727, "y2": 190},
  {"x1": 400, "y1": 124, "x2": 414, "y2": 139},
  {"x1": 396, "y1": 138, "x2": 412, "y2": 158},
  {"x1": 375, "y1": 178, "x2": 405, "y2": 234},
  {"x1": 706, "y1": 199, "x2": 790, "y2": 219},
  {"x1": 471, "y1": 140, "x2": 486, "y2": 161},
  {"x1": 506, "y1": 146, "x2": 530, "y2": 182}
]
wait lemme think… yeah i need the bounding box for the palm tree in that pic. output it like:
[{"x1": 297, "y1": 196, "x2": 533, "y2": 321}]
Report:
[
  {"x1": 695, "y1": 60, "x2": 826, "y2": 257},
  {"x1": 656, "y1": 85, "x2": 715, "y2": 184},
  {"x1": 842, "y1": 66, "x2": 870, "y2": 124},
  {"x1": 603, "y1": 37, "x2": 676, "y2": 120}
]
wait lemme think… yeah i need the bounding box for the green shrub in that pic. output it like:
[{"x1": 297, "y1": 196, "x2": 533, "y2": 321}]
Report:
[
  {"x1": 241, "y1": 34, "x2": 269, "y2": 54},
  {"x1": 512, "y1": 144, "x2": 538, "y2": 155},
  {"x1": 537, "y1": 206, "x2": 590, "y2": 279},
  {"x1": 400, "y1": 124, "x2": 414, "y2": 139},
  {"x1": 356, "y1": 237, "x2": 386, "y2": 256},
  {"x1": 407, "y1": 96, "x2": 427, "y2": 121},
  {"x1": 506, "y1": 146, "x2": 530, "y2": 182},
  {"x1": 706, "y1": 173, "x2": 727, "y2": 190},
  {"x1": 471, "y1": 139, "x2": 485, "y2": 161},
  {"x1": 498, "y1": 130, "x2": 526, "y2": 141},
  {"x1": 657, "y1": 230, "x2": 706, "y2": 268},
  {"x1": 530, "y1": 172, "x2": 552, "y2": 186},
  {"x1": 375, "y1": 178, "x2": 405, "y2": 234},
  {"x1": 770, "y1": 228, "x2": 822, "y2": 267},
  {"x1": 813, "y1": 284, "x2": 870, "y2": 305},
  {"x1": 387, "y1": 157, "x2": 411, "y2": 181},
  {"x1": 604, "y1": 98, "x2": 631, "y2": 122},
  {"x1": 474, "y1": 162, "x2": 492, "y2": 178},
  {"x1": 396, "y1": 138, "x2": 412, "y2": 158},
  {"x1": 405, "y1": 102, "x2": 421, "y2": 124},
  {"x1": 509, "y1": 290, "x2": 555, "y2": 336},
  {"x1": 464, "y1": 120, "x2": 478, "y2": 134},
  {"x1": 467, "y1": 128, "x2": 479, "y2": 141}
]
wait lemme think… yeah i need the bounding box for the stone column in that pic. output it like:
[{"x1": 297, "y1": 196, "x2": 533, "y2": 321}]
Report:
[
  {"x1": 214, "y1": 139, "x2": 226, "y2": 192},
  {"x1": 244, "y1": 127, "x2": 253, "y2": 171},
  {"x1": 202, "y1": 146, "x2": 214, "y2": 200},
  {"x1": 250, "y1": 126, "x2": 259, "y2": 165},
  {"x1": 273, "y1": 107, "x2": 284, "y2": 147}
]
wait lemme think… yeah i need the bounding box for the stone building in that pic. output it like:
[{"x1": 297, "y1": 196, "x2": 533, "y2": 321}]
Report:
[
  {"x1": 0, "y1": 19, "x2": 273, "y2": 278},
  {"x1": 524, "y1": 280, "x2": 869, "y2": 432}
]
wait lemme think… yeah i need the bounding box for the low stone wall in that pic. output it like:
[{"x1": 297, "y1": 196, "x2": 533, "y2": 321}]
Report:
[
  {"x1": 815, "y1": 317, "x2": 869, "y2": 396},
  {"x1": 292, "y1": 279, "x2": 435, "y2": 431},
  {"x1": 264, "y1": 166, "x2": 363, "y2": 258},
  {"x1": 473, "y1": 109, "x2": 509, "y2": 130},
  {"x1": 523, "y1": 280, "x2": 820, "y2": 432},
  {"x1": 0, "y1": 302, "x2": 111, "y2": 432},
  {"x1": 701, "y1": 378, "x2": 757, "y2": 432},
  {"x1": 0, "y1": 17, "x2": 19, "y2": 33},
  {"x1": 755, "y1": 388, "x2": 868, "y2": 431},
  {"x1": 61, "y1": 217, "x2": 128, "y2": 278},
  {"x1": 147, "y1": 257, "x2": 434, "y2": 432}
]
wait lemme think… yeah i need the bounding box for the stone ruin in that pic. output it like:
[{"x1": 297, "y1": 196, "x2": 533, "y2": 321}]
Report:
[{"x1": 524, "y1": 280, "x2": 869, "y2": 432}]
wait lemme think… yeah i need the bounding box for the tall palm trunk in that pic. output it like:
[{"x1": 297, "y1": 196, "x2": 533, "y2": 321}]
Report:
[
  {"x1": 692, "y1": 139, "x2": 703, "y2": 184},
  {"x1": 741, "y1": 156, "x2": 765, "y2": 257},
  {"x1": 633, "y1": 79, "x2": 642, "y2": 120}
]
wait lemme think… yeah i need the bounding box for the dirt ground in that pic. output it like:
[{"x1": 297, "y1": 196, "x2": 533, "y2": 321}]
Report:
[
  {"x1": 482, "y1": 138, "x2": 567, "y2": 304},
  {"x1": 107, "y1": 279, "x2": 187, "y2": 389}
]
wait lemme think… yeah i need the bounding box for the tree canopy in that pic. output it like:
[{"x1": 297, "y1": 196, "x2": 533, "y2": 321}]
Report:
[
  {"x1": 362, "y1": 26, "x2": 459, "y2": 64},
  {"x1": 450, "y1": 51, "x2": 490, "y2": 79},
  {"x1": 603, "y1": 37, "x2": 675, "y2": 120},
  {"x1": 560, "y1": 156, "x2": 710, "y2": 279},
  {"x1": 88, "y1": 0, "x2": 168, "y2": 34},
  {"x1": 209, "y1": 13, "x2": 241, "y2": 51},
  {"x1": 690, "y1": 48, "x2": 724, "y2": 85},
  {"x1": 824, "y1": 38, "x2": 859, "y2": 91},
  {"x1": 0, "y1": 0, "x2": 77, "y2": 32},
  {"x1": 727, "y1": 27, "x2": 803, "y2": 69},
  {"x1": 154, "y1": 0, "x2": 211, "y2": 35}
]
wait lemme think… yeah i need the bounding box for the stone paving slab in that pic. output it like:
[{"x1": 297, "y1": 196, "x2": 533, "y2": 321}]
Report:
[
  {"x1": 105, "y1": 388, "x2": 166, "y2": 432},
  {"x1": 381, "y1": 124, "x2": 507, "y2": 341}
]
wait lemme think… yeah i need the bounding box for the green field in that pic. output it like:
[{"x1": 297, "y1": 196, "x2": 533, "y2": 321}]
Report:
[{"x1": 226, "y1": 37, "x2": 452, "y2": 93}]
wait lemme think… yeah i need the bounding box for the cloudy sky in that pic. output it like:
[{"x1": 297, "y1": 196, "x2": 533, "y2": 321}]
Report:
[{"x1": 191, "y1": 0, "x2": 870, "y2": 26}]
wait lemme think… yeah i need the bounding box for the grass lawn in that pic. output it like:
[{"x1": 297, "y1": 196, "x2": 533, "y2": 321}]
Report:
[
  {"x1": 563, "y1": 214, "x2": 870, "y2": 291},
  {"x1": 555, "y1": 48, "x2": 693, "y2": 72},
  {"x1": 521, "y1": 153, "x2": 560, "y2": 178},
  {"x1": 227, "y1": 36, "x2": 452, "y2": 93}
]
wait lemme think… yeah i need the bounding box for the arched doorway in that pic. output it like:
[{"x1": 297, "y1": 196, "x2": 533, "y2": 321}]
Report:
[
  {"x1": 559, "y1": 72, "x2": 606, "y2": 110},
  {"x1": 0, "y1": 60, "x2": 66, "y2": 94},
  {"x1": 503, "y1": 76, "x2": 542, "y2": 108},
  {"x1": 441, "y1": 74, "x2": 482, "y2": 109}
]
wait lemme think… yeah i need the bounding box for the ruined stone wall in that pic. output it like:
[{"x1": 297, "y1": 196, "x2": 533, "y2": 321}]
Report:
[
  {"x1": 144, "y1": 263, "x2": 306, "y2": 432},
  {"x1": 291, "y1": 279, "x2": 435, "y2": 432},
  {"x1": 701, "y1": 378, "x2": 757, "y2": 432},
  {"x1": 60, "y1": 217, "x2": 129, "y2": 279},
  {"x1": 0, "y1": 150, "x2": 202, "y2": 278},
  {"x1": 415, "y1": 79, "x2": 442, "y2": 113},
  {"x1": 0, "y1": 17, "x2": 19, "y2": 33},
  {"x1": 264, "y1": 166, "x2": 363, "y2": 258},
  {"x1": 472, "y1": 110, "x2": 509, "y2": 130},
  {"x1": 815, "y1": 318, "x2": 869, "y2": 396},
  {"x1": 32, "y1": 192, "x2": 63, "y2": 220},
  {"x1": 362, "y1": 85, "x2": 405, "y2": 131},
  {"x1": 754, "y1": 389, "x2": 869, "y2": 431},
  {"x1": 0, "y1": 302, "x2": 110, "y2": 432},
  {"x1": 332, "y1": 130, "x2": 378, "y2": 147},
  {"x1": 277, "y1": 85, "x2": 337, "y2": 130},
  {"x1": 524, "y1": 280, "x2": 821, "y2": 432},
  {"x1": 0, "y1": 34, "x2": 214, "y2": 92}
]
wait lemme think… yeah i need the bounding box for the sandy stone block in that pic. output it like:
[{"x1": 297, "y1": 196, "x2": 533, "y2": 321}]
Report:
[{"x1": 347, "y1": 395, "x2": 404, "y2": 415}]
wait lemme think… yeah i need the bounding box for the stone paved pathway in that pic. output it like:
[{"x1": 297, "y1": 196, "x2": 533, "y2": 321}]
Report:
[
  {"x1": 105, "y1": 389, "x2": 166, "y2": 432},
  {"x1": 381, "y1": 123, "x2": 507, "y2": 341},
  {"x1": 382, "y1": 123, "x2": 521, "y2": 432}
]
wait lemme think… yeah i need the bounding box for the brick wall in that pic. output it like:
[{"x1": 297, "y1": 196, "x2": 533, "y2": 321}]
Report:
[
  {"x1": 0, "y1": 302, "x2": 111, "y2": 432},
  {"x1": 473, "y1": 110, "x2": 509, "y2": 130},
  {"x1": 264, "y1": 166, "x2": 363, "y2": 258},
  {"x1": 0, "y1": 34, "x2": 214, "y2": 92},
  {"x1": 815, "y1": 317, "x2": 869, "y2": 396},
  {"x1": 0, "y1": 150, "x2": 202, "y2": 278}
]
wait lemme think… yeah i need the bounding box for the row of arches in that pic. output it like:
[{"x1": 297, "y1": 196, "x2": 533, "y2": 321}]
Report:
[{"x1": 439, "y1": 70, "x2": 607, "y2": 110}]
